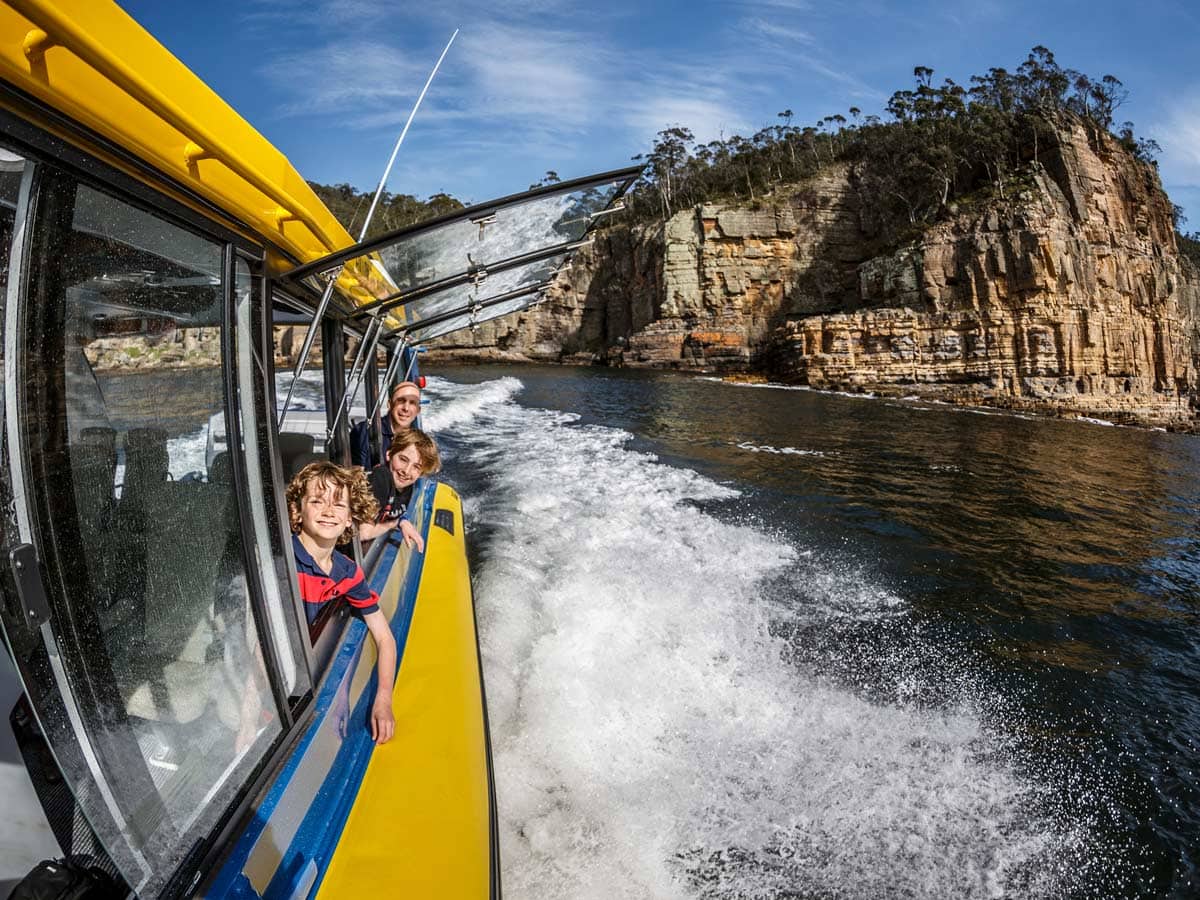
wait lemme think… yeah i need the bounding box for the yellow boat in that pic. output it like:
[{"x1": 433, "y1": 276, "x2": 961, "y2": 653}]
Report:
[{"x1": 0, "y1": 2, "x2": 637, "y2": 896}]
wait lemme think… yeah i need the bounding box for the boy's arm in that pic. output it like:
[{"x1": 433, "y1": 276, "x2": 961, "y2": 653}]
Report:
[
  {"x1": 396, "y1": 476, "x2": 433, "y2": 552},
  {"x1": 397, "y1": 519, "x2": 424, "y2": 553},
  {"x1": 362, "y1": 609, "x2": 396, "y2": 744},
  {"x1": 358, "y1": 518, "x2": 397, "y2": 541},
  {"x1": 399, "y1": 476, "x2": 431, "y2": 524}
]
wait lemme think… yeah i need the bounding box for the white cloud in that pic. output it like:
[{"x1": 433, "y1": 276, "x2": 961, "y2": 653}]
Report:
[
  {"x1": 625, "y1": 95, "x2": 750, "y2": 146},
  {"x1": 1149, "y1": 87, "x2": 1200, "y2": 223},
  {"x1": 260, "y1": 41, "x2": 432, "y2": 116},
  {"x1": 252, "y1": 3, "x2": 885, "y2": 197},
  {"x1": 735, "y1": 16, "x2": 882, "y2": 101},
  {"x1": 741, "y1": 17, "x2": 816, "y2": 46},
  {"x1": 1153, "y1": 89, "x2": 1200, "y2": 184}
]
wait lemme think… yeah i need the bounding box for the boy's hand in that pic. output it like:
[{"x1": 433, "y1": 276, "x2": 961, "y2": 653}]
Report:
[
  {"x1": 371, "y1": 698, "x2": 395, "y2": 744},
  {"x1": 399, "y1": 519, "x2": 425, "y2": 553}
]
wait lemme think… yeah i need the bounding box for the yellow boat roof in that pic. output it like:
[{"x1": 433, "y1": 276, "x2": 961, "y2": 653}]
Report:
[
  {"x1": 0, "y1": 0, "x2": 359, "y2": 295},
  {"x1": 0, "y1": 0, "x2": 640, "y2": 333}
]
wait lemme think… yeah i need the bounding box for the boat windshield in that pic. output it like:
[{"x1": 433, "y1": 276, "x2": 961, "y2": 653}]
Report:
[{"x1": 285, "y1": 167, "x2": 640, "y2": 340}]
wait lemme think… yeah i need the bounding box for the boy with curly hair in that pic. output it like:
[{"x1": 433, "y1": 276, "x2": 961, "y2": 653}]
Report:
[
  {"x1": 358, "y1": 428, "x2": 441, "y2": 549},
  {"x1": 286, "y1": 461, "x2": 395, "y2": 744}
]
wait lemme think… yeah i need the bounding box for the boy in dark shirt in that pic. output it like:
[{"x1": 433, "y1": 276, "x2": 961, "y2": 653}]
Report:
[
  {"x1": 286, "y1": 461, "x2": 396, "y2": 744},
  {"x1": 358, "y1": 428, "x2": 441, "y2": 550}
]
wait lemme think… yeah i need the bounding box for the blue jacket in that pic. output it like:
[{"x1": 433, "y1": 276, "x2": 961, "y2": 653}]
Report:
[{"x1": 349, "y1": 416, "x2": 393, "y2": 470}]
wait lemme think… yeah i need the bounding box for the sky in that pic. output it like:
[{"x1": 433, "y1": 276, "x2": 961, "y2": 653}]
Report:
[{"x1": 122, "y1": 0, "x2": 1200, "y2": 225}]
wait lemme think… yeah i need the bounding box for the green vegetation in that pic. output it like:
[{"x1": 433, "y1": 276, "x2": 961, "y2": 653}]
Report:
[
  {"x1": 628, "y1": 46, "x2": 1165, "y2": 248},
  {"x1": 307, "y1": 48, "x2": 1193, "y2": 272},
  {"x1": 307, "y1": 182, "x2": 464, "y2": 240},
  {"x1": 1178, "y1": 232, "x2": 1200, "y2": 271}
]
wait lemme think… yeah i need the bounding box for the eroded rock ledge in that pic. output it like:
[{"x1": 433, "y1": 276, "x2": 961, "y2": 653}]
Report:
[{"x1": 426, "y1": 122, "x2": 1199, "y2": 429}]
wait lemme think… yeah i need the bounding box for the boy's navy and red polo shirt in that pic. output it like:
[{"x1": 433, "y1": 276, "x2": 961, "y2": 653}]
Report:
[{"x1": 292, "y1": 533, "x2": 379, "y2": 624}]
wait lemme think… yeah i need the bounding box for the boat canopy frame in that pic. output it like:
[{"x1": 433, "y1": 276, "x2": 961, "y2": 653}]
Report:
[{"x1": 281, "y1": 165, "x2": 641, "y2": 346}]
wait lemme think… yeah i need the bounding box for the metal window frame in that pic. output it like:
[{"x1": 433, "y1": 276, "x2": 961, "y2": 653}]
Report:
[
  {"x1": 0, "y1": 100, "x2": 331, "y2": 898},
  {"x1": 400, "y1": 281, "x2": 551, "y2": 343},
  {"x1": 282, "y1": 164, "x2": 642, "y2": 284},
  {"x1": 221, "y1": 244, "x2": 297, "y2": 725},
  {"x1": 352, "y1": 236, "x2": 588, "y2": 321}
]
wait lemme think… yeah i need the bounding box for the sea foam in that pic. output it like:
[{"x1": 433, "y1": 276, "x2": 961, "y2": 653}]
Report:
[{"x1": 433, "y1": 375, "x2": 1083, "y2": 899}]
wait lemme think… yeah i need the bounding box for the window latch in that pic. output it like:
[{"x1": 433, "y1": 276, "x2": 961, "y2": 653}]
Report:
[{"x1": 9, "y1": 543, "x2": 51, "y2": 632}]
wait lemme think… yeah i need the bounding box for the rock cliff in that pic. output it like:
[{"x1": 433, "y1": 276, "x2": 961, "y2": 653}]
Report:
[{"x1": 427, "y1": 122, "x2": 1200, "y2": 427}]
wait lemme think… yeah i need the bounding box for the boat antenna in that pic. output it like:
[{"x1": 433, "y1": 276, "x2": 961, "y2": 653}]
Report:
[{"x1": 279, "y1": 28, "x2": 459, "y2": 428}]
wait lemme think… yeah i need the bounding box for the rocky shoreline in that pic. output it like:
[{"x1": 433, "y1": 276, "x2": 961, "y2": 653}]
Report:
[{"x1": 424, "y1": 122, "x2": 1200, "y2": 432}]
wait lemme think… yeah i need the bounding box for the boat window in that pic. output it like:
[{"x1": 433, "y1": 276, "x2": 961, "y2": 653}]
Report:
[
  {"x1": 407, "y1": 286, "x2": 549, "y2": 344},
  {"x1": 234, "y1": 260, "x2": 311, "y2": 699},
  {"x1": 290, "y1": 169, "x2": 639, "y2": 305},
  {"x1": 385, "y1": 250, "x2": 567, "y2": 339},
  {"x1": 0, "y1": 147, "x2": 21, "y2": 286},
  {"x1": 274, "y1": 303, "x2": 330, "y2": 461},
  {"x1": 19, "y1": 173, "x2": 283, "y2": 895}
]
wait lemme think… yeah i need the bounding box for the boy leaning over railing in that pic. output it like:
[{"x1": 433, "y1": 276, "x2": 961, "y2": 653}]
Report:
[{"x1": 286, "y1": 461, "x2": 395, "y2": 744}]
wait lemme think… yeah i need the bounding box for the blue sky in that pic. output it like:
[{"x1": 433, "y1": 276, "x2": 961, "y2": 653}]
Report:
[{"x1": 123, "y1": 0, "x2": 1200, "y2": 224}]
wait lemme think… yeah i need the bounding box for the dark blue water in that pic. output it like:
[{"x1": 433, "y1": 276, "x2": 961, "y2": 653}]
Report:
[{"x1": 424, "y1": 364, "x2": 1200, "y2": 899}]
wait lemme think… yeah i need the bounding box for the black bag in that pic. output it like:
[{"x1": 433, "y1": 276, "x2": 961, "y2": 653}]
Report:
[{"x1": 7, "y1": 858, "x2": 120, "y2": 900}]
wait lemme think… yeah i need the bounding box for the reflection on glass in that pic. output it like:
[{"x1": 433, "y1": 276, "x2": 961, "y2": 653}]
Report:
[
  {"x1": 407, "y1": 291, "x2": 546, "y2": 344},
  {"x1": 236, "y1": 259, "x2": 305, "y2": 696},
  {"x1": 0, "y1": 147, "x2": 28, "y2": 600},
  {"x1": 397, "y1": 252, "x2": 567, "y2": 328},
  {"x1": 352, "y1": 178, "x2": 624, "y2": 298},
  {"x1": 0, "y1": 147, "x2": 23, "y2": 282},
  {"x1": 37, "y1": 183, "x2": 280, "y2": 893}
]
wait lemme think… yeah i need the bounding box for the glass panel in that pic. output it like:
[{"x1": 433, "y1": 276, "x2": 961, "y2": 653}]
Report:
[
  {"x1": 23, "y1": 179, "x2": 281, "y2": 895},
  {"x1": 0, "y1": 150, "x2": 70, "y2": 881},
  {"x1": 235, "y1": 260, "x2": 308, "y2": 698},
  {"x1": 406, "y1": 289, "x2": 547, "y2": 344},
  {"x1": 272, "y1": 307, "x2": 330, "y2": 458},
  {"x1": 398, "y1": 252, "x2": 568, "y2": 330},
  {"x1": 328, "y1": 175, "x2": 629, "y2": 301}
]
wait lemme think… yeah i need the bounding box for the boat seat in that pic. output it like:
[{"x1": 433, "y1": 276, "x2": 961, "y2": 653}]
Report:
[
  {"x1": 121, "y1": 479, "x2": 243, "y2": 728},
  {"x1": 71, "y1": 427, "x2": 118, "y2": 609},
  {"x1": 102, "y1": 426, "x2": 171, "y2": 644},
  {"x1": 277, "y1": 431, "x2": 315, "y2": 481},
  {"x1": 286, "y1": 450, "x2": 325, "y2": 480},
  {"x1": 208, "y1": 451, "x2": 233, "y2": 485}
]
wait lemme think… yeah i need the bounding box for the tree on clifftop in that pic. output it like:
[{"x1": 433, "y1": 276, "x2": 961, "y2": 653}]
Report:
[
  {"x1": 624, "y1": 46, "x2": 1168, "y2": 249},
  {"x1": 633, "y1": 126, "x2": 695, "y2": 219}
]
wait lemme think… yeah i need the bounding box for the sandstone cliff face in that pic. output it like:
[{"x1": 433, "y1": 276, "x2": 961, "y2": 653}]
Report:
[
  {"x1": 423, "y1": 165, "x2": 865, "y2": 370},
  {"x1": 773, "y1": 122, "x2": 1198, "y2": 424},
  {"x1": 428, "y1": 122, "x2": 1199, "y2": 427}
]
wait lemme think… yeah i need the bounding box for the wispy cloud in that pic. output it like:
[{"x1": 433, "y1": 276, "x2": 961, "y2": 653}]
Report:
[
  {"x1": 740, "y1": 17, "x2": 816, "y2": 46},
  {"x1": 1151, "y1": 88, "x2": 1200, "y2": 221},
  {"x1": 248, "y1": 1, "x2": 886, "y2": 196},
  {"x1": 260, "y1": 41, "x2": 432, "y2": 116},
  {"x1": 257, "y1": 15, "x2": 753, "y2": 151},
  {"x1": 1153, "y1": 88, "x2": 1200, "y2": 183},
  {"x1": 739, "y1": 0, "x2": 813, "y2": 9},
  {"x1": 736, "y1": 16, "x2": 882, "y2": 102},
  {"x1": 239, "y1": 0, "x2": 390, "y2": 31}
]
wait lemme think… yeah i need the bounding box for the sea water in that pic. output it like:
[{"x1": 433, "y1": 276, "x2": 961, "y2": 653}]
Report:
[{"x1": 421, "y1": 365, "x2": 1200, "y2": 900}]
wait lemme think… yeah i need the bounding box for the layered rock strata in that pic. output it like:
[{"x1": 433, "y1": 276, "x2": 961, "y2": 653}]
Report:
[
  {"x1": 428, "y1": 122, "x2": 1198, "y2": 427},
  {"x1": 772, "y1": 123, "x2": 1198, "y2": 424}
]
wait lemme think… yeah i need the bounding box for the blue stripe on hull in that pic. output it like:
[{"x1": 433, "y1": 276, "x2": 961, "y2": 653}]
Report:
[{"x1": 206, "y1": 483, "x2": 435, "y2": 898}]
